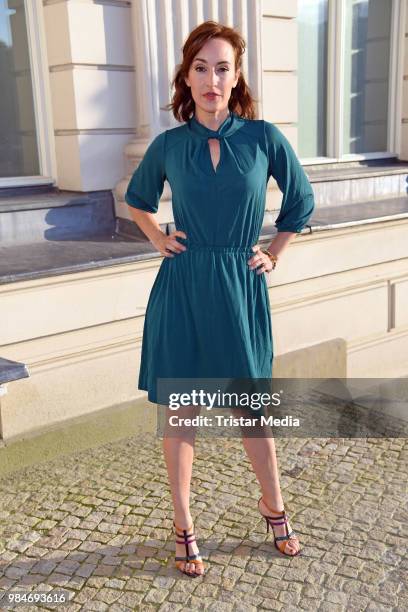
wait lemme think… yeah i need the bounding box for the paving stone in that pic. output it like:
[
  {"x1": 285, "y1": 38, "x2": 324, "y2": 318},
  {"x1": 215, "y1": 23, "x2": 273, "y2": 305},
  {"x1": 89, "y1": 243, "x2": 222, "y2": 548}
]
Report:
[
  {"x1": 93, "y1": 587, "x2": 122, "y2": 604},
  {"x1": 103, "y1": 577, "x2": 125, "y2": 589},
  {"x1": 193, "y1": 582, "x2": 219, "y2": 597},
  {"x1": 259, "y1": 600, "x2": 283, "y2": 610},
  {"x1": 7, "y1": 540, "x2": 32, "y2": 554},
  {"x1": 92, "y1": 565, "x2": 115, "y2": 577},
  {"x1": 0, "y1": 576, "x2": 16, "y2": 588},
  {"x1": 166, "y1": 590, "x2": 192, "y2": 604},
  {"x1": 55, "y1": 560, "x2": 81, "y2": 575},
  {"x1": 84, "y1": 577, "x2": 108, "y2": 590},
  {"x1": 344, "y1": 594, "x2": 370, "y2": 611},
  {"x1": 75, "y1": 563, "x2": 96, "y2": 579},
  {"x1": 62, "y1": 604, "x2": 82, "y2": 612},
  {"x1": 152, "y1": 575, "x2": 176, "y2": 589},
  {"x1": 318, "y1": 603, "x2": 344, "y2": 612},
  {"x1": 142, "y1": 587, "x2": 170, "y2": 603},
  {"x1": 72, "y1": 586, "x2": 98, "y2": 604},
  {"x1": 298, "y1": 597, "x2": 321, "y2": 611},
  {"x1": 366, "y1": 603, "x2": 395, "y2": 612},
  {"x1": 206, "y1": 600, "x2": 234, "y2": 611},
  {"x1": 0, "y1": 434, "x2": 405, "y2": 610},
  {"x1": 80, "y1": 601, "x2": 109, "y2": 611},
  {"x1": 100, "y1": 555, "x2": 121, "y2": 566},
  {"x1": 326, "y1": 589, "x2": 349, "y2": 606},
  {"x1": 66, "y1": 576, "x2": 86, "y2": 591},
  {"x1": 278, "y1": 588, "x2": 301, "y2": 605},
  {"x1": 4, "y1": 566, "x2": 27, "y2": 579},
  {"x1": 100, "y1": 606, "x2": 132, "y2": 612}
]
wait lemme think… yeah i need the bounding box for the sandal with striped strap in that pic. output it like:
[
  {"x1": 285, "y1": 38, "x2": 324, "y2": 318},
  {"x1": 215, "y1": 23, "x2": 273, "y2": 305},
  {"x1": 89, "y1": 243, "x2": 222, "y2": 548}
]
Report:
[
  {"x1": 173, "y1": 520, "x2": 205, "y2": 577},
  {"x1": 258, "y1": 497, "x2": 301, "y2": 557}
]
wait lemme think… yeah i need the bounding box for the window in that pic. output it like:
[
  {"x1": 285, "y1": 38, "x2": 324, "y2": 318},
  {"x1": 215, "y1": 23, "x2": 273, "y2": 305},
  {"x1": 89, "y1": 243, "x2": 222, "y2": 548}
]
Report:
[
  {"x1": 0, "y1": 0, "x2": 39, "y2": 177},
  {"x1": 298, "y1": 0, "x2": 402, "y2": 162},
  {"x1": 0, "y1": 0, "x2": 55, "y2": 185}
]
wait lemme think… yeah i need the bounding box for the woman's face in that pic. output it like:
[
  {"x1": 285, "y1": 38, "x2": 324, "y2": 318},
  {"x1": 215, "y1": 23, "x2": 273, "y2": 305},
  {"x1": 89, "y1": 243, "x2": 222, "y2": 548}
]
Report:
[{"x1": 185, "y1": 38, "x2": 240, "y2": 115}]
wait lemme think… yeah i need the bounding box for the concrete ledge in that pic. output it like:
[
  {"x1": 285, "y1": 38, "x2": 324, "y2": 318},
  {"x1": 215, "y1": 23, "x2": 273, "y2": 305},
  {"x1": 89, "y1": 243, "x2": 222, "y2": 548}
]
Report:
[
  {"x1": 272, "y1": 338, "x2": 347, "y2": 378},
  {"x1": 0, "y1": 396, "x2": 156, "y2": 478},
  {"x1": 0, "y1": 337, "x2": 347, "y2": 478}
]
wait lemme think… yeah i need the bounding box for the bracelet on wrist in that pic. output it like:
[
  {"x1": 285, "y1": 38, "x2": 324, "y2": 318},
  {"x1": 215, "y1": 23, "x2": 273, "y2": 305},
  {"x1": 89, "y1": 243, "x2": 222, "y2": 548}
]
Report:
[{"x1": 261, "y1": 249, "x2": 278, "y2": 270}]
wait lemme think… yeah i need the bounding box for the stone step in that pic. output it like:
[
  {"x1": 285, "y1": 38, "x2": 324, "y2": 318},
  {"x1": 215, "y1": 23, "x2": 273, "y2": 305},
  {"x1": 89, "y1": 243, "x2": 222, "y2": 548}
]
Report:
[
  {"x1": 0, "y1": 190, "x2": 116, "y2": 244},
  {"x1": 305, "y1": 159, "x2": 408, "y2": 207},
  {"x1": 1, "y1": 187, "x2": 407, "y2": 285},
  {"x1": 0, "y1": 233, "x2": 154, "y2": 285},
  {"x1": 308, "y1": 194, "x2": 408, "y2": 231}
]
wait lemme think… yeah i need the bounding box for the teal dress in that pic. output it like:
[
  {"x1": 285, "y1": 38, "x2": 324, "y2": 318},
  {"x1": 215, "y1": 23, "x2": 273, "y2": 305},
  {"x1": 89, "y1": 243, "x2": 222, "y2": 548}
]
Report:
[{"x1": 125, "y1": 111, "x2": 315, "y2": 405}]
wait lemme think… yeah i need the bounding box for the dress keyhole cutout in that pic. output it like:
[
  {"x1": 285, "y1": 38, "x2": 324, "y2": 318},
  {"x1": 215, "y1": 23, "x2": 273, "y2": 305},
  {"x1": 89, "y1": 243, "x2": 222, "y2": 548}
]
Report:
[{"x1": 208, "y1": 138, "x2": 221, "y2": 173}]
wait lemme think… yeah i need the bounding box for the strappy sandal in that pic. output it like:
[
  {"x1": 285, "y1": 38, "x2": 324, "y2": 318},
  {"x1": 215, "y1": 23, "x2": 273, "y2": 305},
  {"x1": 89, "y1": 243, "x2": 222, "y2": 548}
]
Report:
[
  {"x1": 258, "y1": 496, "x2": 301, "y2": 557},
  {"x1": 173, "y1": 520, "x2": 205, "y2": 577}
]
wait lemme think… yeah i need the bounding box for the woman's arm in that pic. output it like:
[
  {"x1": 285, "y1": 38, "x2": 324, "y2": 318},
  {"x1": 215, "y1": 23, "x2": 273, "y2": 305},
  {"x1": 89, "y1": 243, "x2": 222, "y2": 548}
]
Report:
[
  {"x1": 128, "y1": 206, "x2": 166, "y2": 246},
  {"x1": 262, "y1": 121, "x2": 315, "y2": 266},
  {"x1": 128, "y1": 206, "x2": 187, "y2": 257},
  {"x1": 125, "y1": 131, "x2": 186, "y2": 257},
  {"x1": 265, "y1": 231, "x2": 297, "y2": 259}
]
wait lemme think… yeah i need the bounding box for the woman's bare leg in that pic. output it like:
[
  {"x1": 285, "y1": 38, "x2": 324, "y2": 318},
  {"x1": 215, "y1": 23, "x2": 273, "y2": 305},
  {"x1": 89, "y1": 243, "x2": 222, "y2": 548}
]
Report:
[
  {"x1": 236, "y1": 412, "x2": 300, "y2": 555},
  {"x1": 162, "y1": 404, "x2": 204, "y2": 574}
]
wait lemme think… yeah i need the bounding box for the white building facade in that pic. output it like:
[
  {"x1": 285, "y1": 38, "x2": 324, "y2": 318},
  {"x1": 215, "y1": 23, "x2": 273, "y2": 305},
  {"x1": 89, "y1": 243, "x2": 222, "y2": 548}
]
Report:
[{"x1": 0, "y1": 0, "x2": 408, "y2": 450}]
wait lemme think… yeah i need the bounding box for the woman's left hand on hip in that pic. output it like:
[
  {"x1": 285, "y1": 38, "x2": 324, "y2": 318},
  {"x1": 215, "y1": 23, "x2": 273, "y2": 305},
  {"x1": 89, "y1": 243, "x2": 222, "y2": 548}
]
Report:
[{"x1": 247, "y1": 245, "x2": 273, "y2": 275}]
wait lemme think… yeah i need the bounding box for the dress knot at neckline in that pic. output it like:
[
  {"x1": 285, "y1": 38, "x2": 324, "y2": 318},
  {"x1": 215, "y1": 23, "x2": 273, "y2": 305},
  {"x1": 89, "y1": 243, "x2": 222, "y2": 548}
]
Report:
[{"x1": 187, "y1": 110, "x2": 243, "y2": 140}]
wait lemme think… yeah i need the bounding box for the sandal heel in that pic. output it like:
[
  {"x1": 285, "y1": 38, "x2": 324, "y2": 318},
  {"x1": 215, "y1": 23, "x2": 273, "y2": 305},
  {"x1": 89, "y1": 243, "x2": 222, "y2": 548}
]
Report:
[
  {"x1": 258, "y1": 496, "x2": 301, "y2": 557},
  {"x1": 173, "y1": 520, "x2": 205, "y2": 577}
]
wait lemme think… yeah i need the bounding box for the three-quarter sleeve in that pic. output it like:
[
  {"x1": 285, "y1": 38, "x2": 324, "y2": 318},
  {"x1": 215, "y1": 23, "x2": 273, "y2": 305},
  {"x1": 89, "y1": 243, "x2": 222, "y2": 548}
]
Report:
[
  {"x1": 125, "y1": 130, "x2": 167, "y2": 214},
  {"x1": 264, "y1": 121, "x2": 315, "y2": 233}
]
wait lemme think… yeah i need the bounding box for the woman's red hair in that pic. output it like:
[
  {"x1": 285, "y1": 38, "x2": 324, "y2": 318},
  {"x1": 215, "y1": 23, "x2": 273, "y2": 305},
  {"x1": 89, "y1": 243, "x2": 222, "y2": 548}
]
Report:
[{"x1": 162, "y1": 21, "x2": 258, "y2": 122}]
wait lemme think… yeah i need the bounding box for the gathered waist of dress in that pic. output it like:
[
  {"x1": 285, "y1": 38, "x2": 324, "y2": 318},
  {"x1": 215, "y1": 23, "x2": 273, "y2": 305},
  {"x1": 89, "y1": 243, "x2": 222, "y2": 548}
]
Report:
[{"x1": 179, "y1": 241, "x2": 255, "y2": 254}]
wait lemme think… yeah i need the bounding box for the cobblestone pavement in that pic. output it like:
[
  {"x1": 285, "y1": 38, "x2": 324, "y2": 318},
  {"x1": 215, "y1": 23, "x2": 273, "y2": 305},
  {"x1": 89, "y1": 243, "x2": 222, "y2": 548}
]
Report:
[{"x1": 0, "y1": 433, "x2": 406, "y2": 611}]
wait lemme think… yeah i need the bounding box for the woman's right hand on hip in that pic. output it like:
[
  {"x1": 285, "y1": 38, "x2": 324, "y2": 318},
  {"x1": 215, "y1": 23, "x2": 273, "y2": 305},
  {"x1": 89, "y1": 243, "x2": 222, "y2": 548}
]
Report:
[{"x1": 153, "y1": 230, "x2": 187, "y2": 258}]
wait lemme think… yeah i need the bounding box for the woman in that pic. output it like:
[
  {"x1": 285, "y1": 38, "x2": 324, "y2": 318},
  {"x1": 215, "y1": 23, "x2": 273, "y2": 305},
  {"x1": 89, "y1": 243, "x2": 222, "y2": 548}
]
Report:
[{"x1": 125, "y1": 21, "x2": 315, "y2": 577}]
